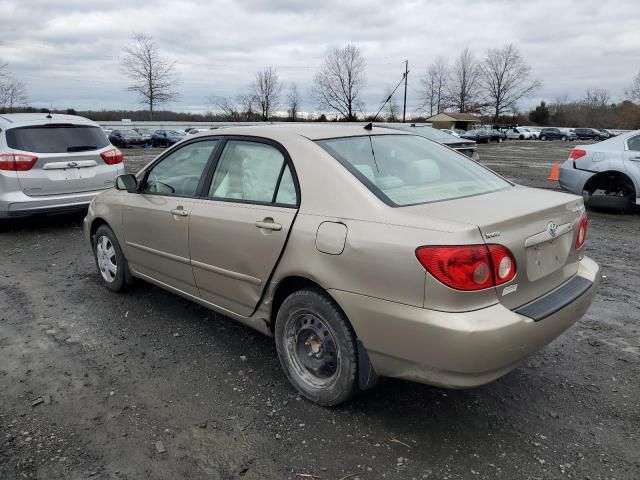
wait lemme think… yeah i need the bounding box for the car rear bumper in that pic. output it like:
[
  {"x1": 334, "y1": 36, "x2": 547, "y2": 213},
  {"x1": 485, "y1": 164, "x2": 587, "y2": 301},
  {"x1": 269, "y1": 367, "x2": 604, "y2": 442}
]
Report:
[
  {"x1": 0, "y1": 188, "x2": 110, "y2": 218},
  {"x1": 330, "y1": 256, "x2": 599, "y2": 389},
  {"x1": 558, "y1": 160, "x2": 593, "y2": 195}
]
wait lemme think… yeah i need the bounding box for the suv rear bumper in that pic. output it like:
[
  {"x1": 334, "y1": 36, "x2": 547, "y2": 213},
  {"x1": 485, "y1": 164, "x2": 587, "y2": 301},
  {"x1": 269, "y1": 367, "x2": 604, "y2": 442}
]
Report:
[
  {"x1": 330, "y1": 256, "x2": 600, "y2": 389},
  {"x1": 0, "y1": 188, "x2": 110, "y2": 218}
]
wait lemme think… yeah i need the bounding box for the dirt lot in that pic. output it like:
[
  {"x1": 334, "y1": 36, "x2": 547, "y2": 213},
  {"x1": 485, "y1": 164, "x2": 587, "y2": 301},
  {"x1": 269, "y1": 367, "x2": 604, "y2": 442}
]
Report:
[{"x1": 1, "y1": 140, "x2": 639, "y2": 479}]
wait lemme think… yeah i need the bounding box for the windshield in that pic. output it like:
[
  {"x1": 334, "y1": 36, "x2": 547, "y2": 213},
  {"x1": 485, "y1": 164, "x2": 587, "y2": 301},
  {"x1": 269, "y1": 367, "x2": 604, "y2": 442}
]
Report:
[
  {"x1": 317, "y1": 134, "x2": 510, "y2": 206},
  {"x1": 6, "y1": 125, "x2": 109, "y2": 153},
  {"x1": 122, "y1": 130, "x2": 139, "y2": 136},
  {"x1": 167, "y1": 130, "x2": 183, "y2": 136}
]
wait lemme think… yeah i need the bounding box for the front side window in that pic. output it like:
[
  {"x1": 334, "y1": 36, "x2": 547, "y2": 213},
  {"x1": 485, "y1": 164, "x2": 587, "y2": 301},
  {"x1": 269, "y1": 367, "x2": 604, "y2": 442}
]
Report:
[
  {"x1": 143, "y1": 140, "x2": 218, "y2": 196},
  {"x1": 6, "y1": 125, "x2": 110, "y2": 153},
  {"x1": 318, "y1": 134, "x2": 510, "y2": 206},
  {"x1": 208, "y1": 140, "x2": 296, "y2": 205}
]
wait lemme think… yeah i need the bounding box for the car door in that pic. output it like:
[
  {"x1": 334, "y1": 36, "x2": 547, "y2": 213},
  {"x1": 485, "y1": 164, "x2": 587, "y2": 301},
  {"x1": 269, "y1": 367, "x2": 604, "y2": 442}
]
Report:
[
  {"x1": 122, "y1": 139, "x2": 220, "y2": 296},
  {"x1": 623, "y1": 134, "x2": 640, "y2": 203},
  {"x1": 188, "y1": 138, "x2": 299, "y2": 317}
]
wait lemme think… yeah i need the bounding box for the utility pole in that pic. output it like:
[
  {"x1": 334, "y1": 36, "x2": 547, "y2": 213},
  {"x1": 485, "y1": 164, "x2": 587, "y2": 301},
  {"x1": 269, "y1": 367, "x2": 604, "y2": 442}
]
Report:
[{"x1": 402, "y1": 60, "x2": 408, "y2": 123}]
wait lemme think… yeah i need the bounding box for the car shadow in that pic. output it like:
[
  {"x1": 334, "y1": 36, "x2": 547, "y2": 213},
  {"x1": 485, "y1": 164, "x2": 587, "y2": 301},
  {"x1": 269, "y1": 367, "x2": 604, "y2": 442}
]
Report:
[{"x1": 0, "y1": 210, "x2": 86, "y2": 234}]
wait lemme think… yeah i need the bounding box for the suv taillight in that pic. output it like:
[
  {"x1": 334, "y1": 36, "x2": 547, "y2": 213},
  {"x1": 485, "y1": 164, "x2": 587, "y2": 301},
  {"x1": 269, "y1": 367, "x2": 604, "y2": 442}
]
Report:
[
  {"x1": 569, "y1": 149, "x2": 586, "y2": 160},
  {"x1": 415, "y1": 244, "x2": 517, "y2": 291},
  {"x1": 0, "y1": 153, "x2": 38, "y2": 171},
  {"x1": 575, "y1": 212, "x2": 588, "y2": 249},
  {"x1": 100, "y1": 147, "x2": 123, "y2": 165}
]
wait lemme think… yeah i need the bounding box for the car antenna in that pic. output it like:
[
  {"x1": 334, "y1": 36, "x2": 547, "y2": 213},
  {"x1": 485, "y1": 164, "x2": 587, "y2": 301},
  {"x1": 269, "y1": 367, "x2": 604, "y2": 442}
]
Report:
[
  {"x1": 46, "y1": 107, "x2": 53, "y2": 119},
  {"x1": 364, "y1": 122, "x2": 373, "y2": 130}
]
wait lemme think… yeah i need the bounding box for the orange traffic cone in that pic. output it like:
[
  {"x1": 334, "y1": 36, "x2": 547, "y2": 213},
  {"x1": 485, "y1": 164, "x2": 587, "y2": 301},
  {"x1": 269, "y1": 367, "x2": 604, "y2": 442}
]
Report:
[{"x1": 548, "y1": 162, "x2": 560, "y2": 181}]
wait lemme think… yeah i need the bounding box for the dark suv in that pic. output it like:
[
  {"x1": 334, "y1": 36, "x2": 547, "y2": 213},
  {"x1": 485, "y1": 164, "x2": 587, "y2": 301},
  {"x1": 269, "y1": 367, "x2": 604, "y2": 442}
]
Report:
[
  {"x1": 539, "y1": 127, "x2": 570, "y2": 141},
  {"x1": 574, "y1": 128, "x2": 607, "y2": 140}
]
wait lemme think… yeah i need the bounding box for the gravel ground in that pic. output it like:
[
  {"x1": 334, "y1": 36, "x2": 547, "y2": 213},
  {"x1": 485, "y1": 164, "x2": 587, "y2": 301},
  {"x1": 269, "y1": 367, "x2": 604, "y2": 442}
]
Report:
[{"x1": 1, "y1": 139, "x2": 639, "y2": 479}]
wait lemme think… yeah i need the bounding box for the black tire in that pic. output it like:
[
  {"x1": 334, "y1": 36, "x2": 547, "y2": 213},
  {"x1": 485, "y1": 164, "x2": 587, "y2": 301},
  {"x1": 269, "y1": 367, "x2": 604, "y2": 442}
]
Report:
[
  {"x1": 519, "y1": 135, "x2": 524, "y2": 140},
  {"x1": 93, "y1": 225, "x2": 131, "y2": 292},
  {"x1": 540, "y1": 135, "x2": 547, "y2": 141},
  {"x1": 561, "y1": 135, "x2": 567, "y2": 141},
  {"x1": 274, "y1": 289, "x2": 359, "y2": 406}
]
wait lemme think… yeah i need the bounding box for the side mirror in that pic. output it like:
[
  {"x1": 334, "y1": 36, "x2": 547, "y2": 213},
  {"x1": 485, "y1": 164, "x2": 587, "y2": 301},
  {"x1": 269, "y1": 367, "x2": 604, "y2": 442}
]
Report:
[{"x1": 116, "y1": 174, "x2": 138, "y2": 192}]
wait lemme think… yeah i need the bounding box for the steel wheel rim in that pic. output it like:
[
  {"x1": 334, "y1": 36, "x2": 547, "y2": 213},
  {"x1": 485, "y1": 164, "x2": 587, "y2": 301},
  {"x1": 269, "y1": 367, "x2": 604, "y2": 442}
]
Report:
[
  {"x1": 96, "y1": 235, "x2": 117, "y2": 283},
  {"x1": 284, "y1": 310, "x2": 340, "y2": 389}
]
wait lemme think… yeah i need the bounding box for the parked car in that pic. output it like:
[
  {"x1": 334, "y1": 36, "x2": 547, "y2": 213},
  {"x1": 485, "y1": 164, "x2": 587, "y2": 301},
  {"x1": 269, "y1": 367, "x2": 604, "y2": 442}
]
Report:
[
  {"x1": 0, "y1": 113, "x2": 124, "y2": 218},
  {"x1": 558, "y1": 128, "x2": 578, "y2": 141},
  {"x1": 461, "y1": 128, "x2": 505, "y2": 143},
  {"x1": 597, "y1": 128, "x2": 616, "y2": 137},
  {"x1": 376, "y1": 123, "x2": 479, "y2": 160},
  {"x1": 539, "y1": 127, "x2": 571, "y2": 141},
  {"x1": 573, "y1": 128, "x2": 607, "y2": 140},
  {"x1": 505, "y1": 127, "x2": 535, "y2": 140},
  {"x1": 84, "y1": 124, "x2": 599, "y2": 406},
  {"x1": 559, "y1": 130, "x2": 640, "y2": 211},
  {"x1": 109, "y1": 129, "x2": 146, "y2": 148},
  {"x1": 151, "y1": 129, "x2": 186, "y2": 147},
  {"x1": 133, "y1": 128, "x2": 153, "y2": 146}
]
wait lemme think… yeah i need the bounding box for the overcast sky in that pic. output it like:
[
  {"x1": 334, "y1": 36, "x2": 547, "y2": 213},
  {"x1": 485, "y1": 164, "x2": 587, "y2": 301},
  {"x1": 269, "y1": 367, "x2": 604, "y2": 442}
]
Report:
[{"x1": 1, "y1": 0, "x2": 638, "y2": 115}]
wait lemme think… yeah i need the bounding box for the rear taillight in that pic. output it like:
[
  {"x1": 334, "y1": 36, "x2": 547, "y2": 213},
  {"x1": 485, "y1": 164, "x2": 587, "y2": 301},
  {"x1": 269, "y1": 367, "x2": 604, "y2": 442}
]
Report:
[
  {"x1": 415, "y1": 244, "x2": 517, "y2": 291},
  {"x1": 0, "y1": 153, "x2": 38, "y2": 171},
  {"x1": 575, "y1": 212, "x2": 588, "y2": 249},
  {"x1": 100, "y1": 147, "x2": 123, "y2": 165},
  {"x1": 569, "y1": 149, "x2": 586, "y2": 160}
]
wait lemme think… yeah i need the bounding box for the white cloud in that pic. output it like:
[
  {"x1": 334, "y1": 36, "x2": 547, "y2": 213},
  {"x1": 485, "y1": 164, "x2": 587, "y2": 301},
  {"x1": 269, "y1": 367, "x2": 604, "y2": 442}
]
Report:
[{"x1": 0, "y1": 0, "x2": 637, "y2": 113}]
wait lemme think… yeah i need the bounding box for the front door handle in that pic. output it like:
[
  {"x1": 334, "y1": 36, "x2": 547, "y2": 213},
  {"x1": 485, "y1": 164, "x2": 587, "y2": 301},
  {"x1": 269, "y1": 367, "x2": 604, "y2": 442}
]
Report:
[
  {"x1": 630, "y1": 156, "x2": 640, "y2": 161},
  {"x1": 170, "y1": 207, "x2": 189, "y2": 217},
  {"x1": 255, "y1": 218, "x2": 282, "y2": 231}
]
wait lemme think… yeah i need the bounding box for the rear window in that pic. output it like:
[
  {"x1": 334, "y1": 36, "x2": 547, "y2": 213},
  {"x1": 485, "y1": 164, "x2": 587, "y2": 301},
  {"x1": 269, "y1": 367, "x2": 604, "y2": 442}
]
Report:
[
  {"x1": 317, "y1": 134, "x2": 510, "y2": 207},
  {"x1": 6, "y1": 125, "x2": 109, "y2": 153}
]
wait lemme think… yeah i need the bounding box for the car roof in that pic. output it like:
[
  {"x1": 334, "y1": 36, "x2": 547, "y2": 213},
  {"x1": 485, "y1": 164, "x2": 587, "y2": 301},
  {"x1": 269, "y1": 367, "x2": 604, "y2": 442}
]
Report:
[
  {"x1": 0, "y1": 113, "x2": 98, "y2": 128},
  {"x1": 189, "y1": 123, "x2": 411, "y2": 142}
]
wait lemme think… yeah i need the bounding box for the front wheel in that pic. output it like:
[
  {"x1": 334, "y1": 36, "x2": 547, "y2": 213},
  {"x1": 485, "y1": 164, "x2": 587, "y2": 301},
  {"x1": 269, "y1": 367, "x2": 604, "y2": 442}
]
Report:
[
  {"x1": 561, "y1": 135, "x2": 567, "y2": 141},
  {"x1": 540, "y1": 135, "x2": 547, "y2": 141},
  {"x1": 94, "y1": 225, "x2": 131, "y2": 292},
  {"x1": 274, "y1": 289, "x2": 359, "y2": 406}
]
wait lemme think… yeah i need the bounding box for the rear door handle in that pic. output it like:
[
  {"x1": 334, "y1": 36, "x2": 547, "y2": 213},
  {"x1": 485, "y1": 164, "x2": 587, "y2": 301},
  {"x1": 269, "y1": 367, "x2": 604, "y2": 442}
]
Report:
[
  {"x1": 255, "y1": 219, "x2": 282, "y2": 231},
  {"x1": 170, "y1": 207, "x2": 189, "y2": 217}
]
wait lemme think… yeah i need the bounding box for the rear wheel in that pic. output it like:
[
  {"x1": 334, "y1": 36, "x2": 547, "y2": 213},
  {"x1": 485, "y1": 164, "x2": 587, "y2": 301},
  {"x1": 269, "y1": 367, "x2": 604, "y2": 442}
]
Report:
[
  {"x1": 540, "y1": 135, "x2": 547, "y2": 141},
  {"x1": 94, "y1": 225, "x2": 131, "y2": 292},
  {"x1": 274, "y1": 289, "x2": 359, "y2": 406},
  {"x1": 561, "y1": 135, "x2": 568, "y2": 141}
]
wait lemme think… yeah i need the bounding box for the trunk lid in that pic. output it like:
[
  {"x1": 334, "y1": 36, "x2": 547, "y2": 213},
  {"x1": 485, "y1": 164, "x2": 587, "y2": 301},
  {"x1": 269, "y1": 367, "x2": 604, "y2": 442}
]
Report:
[
  {"x1": 6, "y1": 124, "x2": 117, "y2": 196},
  {"x1": 405, "y1": 186, "x2": 586, "y2": 309}
]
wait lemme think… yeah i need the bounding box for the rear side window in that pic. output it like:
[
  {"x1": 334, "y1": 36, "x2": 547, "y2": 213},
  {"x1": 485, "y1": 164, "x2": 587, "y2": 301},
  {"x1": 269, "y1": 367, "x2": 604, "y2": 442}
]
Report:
[
  {"x1": 318, "y1": 134, "x2": 510, "y2": 207},
  {"x1": 6, "y1": 125, "x2": 109, "y2": 153}
]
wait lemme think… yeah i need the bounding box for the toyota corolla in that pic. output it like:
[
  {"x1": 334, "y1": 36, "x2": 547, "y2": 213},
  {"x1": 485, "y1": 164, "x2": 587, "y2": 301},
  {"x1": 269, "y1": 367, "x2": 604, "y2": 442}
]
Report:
[{"x1": 84, "y1": 125, "x2": 599, "y2": 406}]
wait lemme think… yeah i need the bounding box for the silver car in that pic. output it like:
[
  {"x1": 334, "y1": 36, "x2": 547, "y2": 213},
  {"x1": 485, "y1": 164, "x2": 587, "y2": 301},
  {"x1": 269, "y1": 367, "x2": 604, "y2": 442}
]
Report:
[
  {"x1": 559, "y1": 130, "x2": 640, "y2": 210},
  {"x1": 0, "y1": 113, "x2": 124, "y2": 218}
]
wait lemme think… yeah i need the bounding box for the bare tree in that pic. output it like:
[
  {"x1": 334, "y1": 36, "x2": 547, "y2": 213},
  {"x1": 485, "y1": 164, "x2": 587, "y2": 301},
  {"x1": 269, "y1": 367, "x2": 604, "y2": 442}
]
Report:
[
  {"x1": 0, "y1": 61, "x2": 28, "y2": 110},
  {"x1": 208, "y1": 94, "x2": 258, "y2": 121},
  {"x1": 286, "y1": 83, "x2": 302, "y2": 121},
  {"x1": 121, "y1": 33, "x2": 180, "y2": 120},
  {"x1": 626, "y1": 70, "x2": 640, "y2": 102},
  {"x1": 583, "y1": 88, "x2": 610, "y2": 109},
  {"x1": 420, "y1": 57, "x2": 449, "y2": 116},
  {"x1": 251, "y1": 66, "x2": 282, "y2": 121},
  {"x1": 447, "y1": 48, "x2": 481, "y2": 113},
  {"x1": 479, "y1": 44, "x2": 541, "y2": 121},
  {"x1": 311, "y1": 44, "x2": 366, "y2": 120}
]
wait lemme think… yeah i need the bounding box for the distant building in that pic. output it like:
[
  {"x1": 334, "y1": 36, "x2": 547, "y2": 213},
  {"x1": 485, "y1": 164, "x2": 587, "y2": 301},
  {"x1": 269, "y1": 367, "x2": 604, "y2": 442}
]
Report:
[{"x1": 425, "y1": 112, "x2": 480, "y2": 131}]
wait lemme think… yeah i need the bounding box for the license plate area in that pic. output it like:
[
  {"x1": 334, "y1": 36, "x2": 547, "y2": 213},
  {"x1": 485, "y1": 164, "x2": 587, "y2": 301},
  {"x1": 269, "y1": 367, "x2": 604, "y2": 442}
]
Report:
[{"x1": 525, "y1": 232, "x2": 571, "y2": 282}]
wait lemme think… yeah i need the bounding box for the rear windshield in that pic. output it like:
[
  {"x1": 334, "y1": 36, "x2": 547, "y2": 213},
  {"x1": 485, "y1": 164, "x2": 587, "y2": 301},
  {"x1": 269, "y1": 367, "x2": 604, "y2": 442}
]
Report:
[
  {"x1": 317, "y1": 134, "x2": 510, "y2": 206},
  {"x1": 6, "y1": 125, "x2": 109, "y2": 153}
]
